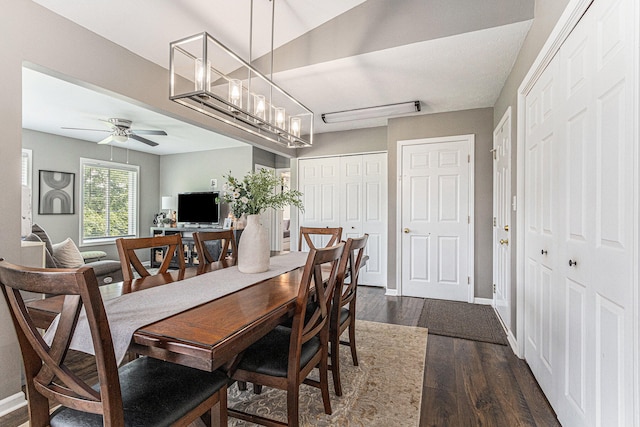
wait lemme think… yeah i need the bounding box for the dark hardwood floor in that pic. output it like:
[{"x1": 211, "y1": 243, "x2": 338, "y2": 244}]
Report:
[
  {"x1": 354, "y1": 286, "x2": 559, "y2": 427},
  {"x1": 1, "y1": 285, "x2": 559, "y2": 426}
]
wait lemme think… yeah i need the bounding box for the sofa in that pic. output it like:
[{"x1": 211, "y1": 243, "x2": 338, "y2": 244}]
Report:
[{"x1": 24, "y1": 224, "x2": 123, "y2": 286}]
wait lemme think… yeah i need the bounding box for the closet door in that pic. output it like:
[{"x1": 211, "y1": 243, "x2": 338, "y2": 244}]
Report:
[
  {"x1": 523, "y1": 0, "x2": 636, "y2": 424},
  {"x1": 298, "y1": 157, "x2": 340, "y2": 249},
  {"x1": 360, "y1": 153, "x2": 387, "y2": 286},
  {"x1": 338, "y1": 153, "x2": 388, "y2": 286}
]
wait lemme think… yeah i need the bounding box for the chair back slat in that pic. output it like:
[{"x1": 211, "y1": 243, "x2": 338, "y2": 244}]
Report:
[
  {"x1": 298, "y1": 226, "x2": 343, "y2": 251},
  {"x1": 334, "y1": 234, "x2": 368, "y2": 315},
  {"x1": 116, "y1": 234, "x2": 185, "y2": 281},
  {"x1": 193, "y1": 230, "x2": 238, "y2": 274},
  {"x1": 0, "y1": 259, "x2": 125, "y2": 425},
  {"x1": 290, "y1": 244, "x2": 344, "y2": 357}
]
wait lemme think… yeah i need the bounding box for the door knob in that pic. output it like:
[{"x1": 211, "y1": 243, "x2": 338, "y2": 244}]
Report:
[
  {"x1": 403, "y1": 228, "x2": 410, "y2": 233},
  {"x1": 541, "y1": 249, "x2": 548, "y2": 255},
  {"x1": 504, "y1": 225, "x2": 509, "y2": 232},
  {"x1": 499, "y1": 239, "x2": 509, "y2": 245},
  {"x1": 569, "y1": 259, "x2": 578, "y2": 267}
]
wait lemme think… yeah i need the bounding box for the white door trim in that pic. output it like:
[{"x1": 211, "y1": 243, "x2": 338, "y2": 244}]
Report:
[
  {"x1": 515, "y1": 0, "x2": 596, "y2": 360},
  {"x1": 396, "y1": 134, "x2": 475, "y2": 301},
  {"x1": 493, "y1": 106, "x2": 513, "y2": 339}
]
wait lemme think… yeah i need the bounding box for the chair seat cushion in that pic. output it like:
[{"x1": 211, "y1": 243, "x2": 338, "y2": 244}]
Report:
[
  {"x1": 237, "y1": 325, "x2": 320, "y2": 378},
  {"x1": 49, "y1": 357, "x2": 228, "y2": 427}
]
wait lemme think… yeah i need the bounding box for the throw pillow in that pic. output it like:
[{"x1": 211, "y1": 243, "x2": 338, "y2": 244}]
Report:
[
  {"x1": 52, "y1": 238, "x2": 85, "y2": 269},
  {"x1": 31, "y1": 224, "x2": 54, "y2": 255},
  {"x1": 24, "y1": 232, "x2": 57, "y2": 268}
]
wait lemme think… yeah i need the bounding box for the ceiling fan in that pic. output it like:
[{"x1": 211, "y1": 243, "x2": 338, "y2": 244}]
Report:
[{"x1": 62, "y1": 118, "x2": 167, "y2": 147}]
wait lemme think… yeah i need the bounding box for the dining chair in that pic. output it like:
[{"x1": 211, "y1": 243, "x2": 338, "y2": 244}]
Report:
[
  {"x1": 329, "y1": 234, "x2": 368, "y2": 396},
  {"x1": 116, "y1": 234, "x2": 186, "y2": 281},
  {"x1": 298, "y1": 226, "x2": 343, "y2": 251},
  {"x1": 193, "y1": 230, "x2": 238, "y2": 274},
  {"x1": 0, "y1": 258, "x2": 228, "y2": 427},
  {"x1": 227, "y1": 242, "x2": 345, "y2": 427}
]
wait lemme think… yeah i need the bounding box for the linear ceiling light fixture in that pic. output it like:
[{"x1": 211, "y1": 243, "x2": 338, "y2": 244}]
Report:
[
  {"x1": 321, "y1": 101, "x2": 421, "y2": 124},
  {"x1": 169, "y1": 0, "x2": 313, "y2": 148}
]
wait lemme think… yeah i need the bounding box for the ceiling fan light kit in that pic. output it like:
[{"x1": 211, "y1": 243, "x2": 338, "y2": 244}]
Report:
[
  {"x1": 321, "y1": 101, "x2": 421, "y2": 124},
  {"x1": 62, "y1": 117, "x2": 167, "y2": 147},
  {"x1": 169, "y1": 1, "x2": 313, "y2": 148}
]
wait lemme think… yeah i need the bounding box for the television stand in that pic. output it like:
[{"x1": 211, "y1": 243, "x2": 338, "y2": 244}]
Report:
[{"x1": 149, "y1": 226, "x2": 240, "y2": 268}]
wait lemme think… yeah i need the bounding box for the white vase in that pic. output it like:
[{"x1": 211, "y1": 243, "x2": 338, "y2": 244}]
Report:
[{"x1": 238, "y1": 214, "x2": 270, "y2": 273}]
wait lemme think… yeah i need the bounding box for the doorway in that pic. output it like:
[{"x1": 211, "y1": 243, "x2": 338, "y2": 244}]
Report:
[
  {"x1": 492, "y1": 108, "x2": 512, "y2": 330},
  {"x1": 397, "y1": 135, "x2": 474, "y2": 301}
]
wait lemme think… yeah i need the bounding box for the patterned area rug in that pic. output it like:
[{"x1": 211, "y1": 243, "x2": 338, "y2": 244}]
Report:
[
  {"x1": 228, "y1": 320, "x2": 428, "y2": 426},
  {"x1": 418, "y1": 299, "x2": 508, "y2": 345}
]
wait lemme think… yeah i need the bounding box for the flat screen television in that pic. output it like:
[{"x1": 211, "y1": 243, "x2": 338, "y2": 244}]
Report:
[{"x1": 177, "y1": 191, "x2": 220, "y2": 225}]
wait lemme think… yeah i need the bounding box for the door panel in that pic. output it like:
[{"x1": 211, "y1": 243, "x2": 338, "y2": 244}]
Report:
[{"x1": 401, "y1": 138, "x2": 471, "y2": 301}]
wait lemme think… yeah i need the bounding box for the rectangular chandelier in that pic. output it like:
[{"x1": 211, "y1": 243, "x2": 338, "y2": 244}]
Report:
[
  {"x1": 321, "y1": 101, "x2": 420, "y2": 123},
  {"x1": 170, "y1": 32, "x2": 313, "y2": 148}
]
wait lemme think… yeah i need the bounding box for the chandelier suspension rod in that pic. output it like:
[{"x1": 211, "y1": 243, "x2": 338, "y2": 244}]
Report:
[
  {"x1": 269, "y1": 0, "x2": 275, "y2": 107},
  {"x1": 247, "y1": 0, "x2": 253, "y2": 103}
]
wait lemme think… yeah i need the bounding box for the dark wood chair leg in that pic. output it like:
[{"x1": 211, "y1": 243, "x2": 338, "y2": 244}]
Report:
[
  {"x1": 331, "y1": 331, "x2": 343, "y2": 396},
  {"x1": 287, "y1": 382, "x2": 300, "y2": 427},
  {"x1": 320, "y1": 346, "x2": 332, "y2": 415},
  {"x1": 348, "y1": 319, "x2": 358, "y2": 366},
  {"x1": 253, "y1": 383, "x2": 262, "y2": 394},
  {"x1": 237, "y1": 380, "x2": 247, "y2": 391}
]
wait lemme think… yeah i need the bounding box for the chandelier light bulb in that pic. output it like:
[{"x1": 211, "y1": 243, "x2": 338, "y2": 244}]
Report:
[
  {"x1": 290, "y1": 117, "x2": 301, "y2": 138},
  {"x1": 229, "y1": 79, "x2": 242, "y2": 108},
  {"x1": 275, "y1": 107, "x2": 285, "y2": 129},
  {"x1": 194, "y1": 58, "x2": 211, "y2": 92},
  {"x1": 253, "y1": 94, "x2": 266, "y2": 120}
]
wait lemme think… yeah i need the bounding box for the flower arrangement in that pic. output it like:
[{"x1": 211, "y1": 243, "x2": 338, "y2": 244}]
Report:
[{"x1": 219, "y1": 169, "x2": 304, "y2": 218}]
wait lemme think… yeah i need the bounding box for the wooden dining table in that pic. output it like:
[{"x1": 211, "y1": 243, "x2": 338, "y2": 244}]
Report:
[{"x1": 26, "y1": 255, "x2": 308, "y2": 373}]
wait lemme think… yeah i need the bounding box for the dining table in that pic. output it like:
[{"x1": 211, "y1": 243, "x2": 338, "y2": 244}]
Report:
[{"x1": 27, "y1": 251, "x2": 312, "y2": 373}]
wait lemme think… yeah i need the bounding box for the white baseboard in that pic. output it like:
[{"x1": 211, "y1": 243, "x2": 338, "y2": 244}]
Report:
[
  {"x1": 384, "y1": 288, "x2": 398, "y2": 296},
  {"x1": 474, "y1": 297, "x2": 493, "y2": 305},
  {"x1": 0, "y1": 391, "x2": 26, "y2": 418},
  {"x1": 507, "y1": 331, "x2": 521, "y2": 357}
]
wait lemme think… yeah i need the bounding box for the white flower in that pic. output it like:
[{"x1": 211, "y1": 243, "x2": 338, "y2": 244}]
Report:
[
  {"x1": 233, "y1": 191, "x2": 240, "y2": 199},
  {"x1": 240, "y1": 196, "x2": 249, "y2": 204}
]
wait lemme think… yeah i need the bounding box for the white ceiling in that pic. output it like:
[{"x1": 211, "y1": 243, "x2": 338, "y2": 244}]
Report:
[{"x1": 24, "y1": 0, "x2": 533, "y2": 155}]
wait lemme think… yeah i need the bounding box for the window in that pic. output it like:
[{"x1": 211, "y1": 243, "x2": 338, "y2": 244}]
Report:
[
  {"x1": 22, "y1": 149, "x2": 32, "y2": 188},
  {"x1": 80, "y1": 158, "x2": 139, "y2": 245}
]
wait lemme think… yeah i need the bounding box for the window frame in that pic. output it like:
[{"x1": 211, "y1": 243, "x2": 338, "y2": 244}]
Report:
[
  {"x1": 79, "y1": 158, "x2": 140, "y2": 246},
  {"x1": 22, "y1": 148, "x2": 32, "y2": 188}
]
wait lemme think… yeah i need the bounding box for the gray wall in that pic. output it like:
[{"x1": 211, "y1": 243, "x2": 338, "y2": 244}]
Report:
[
  {"x1": 387, "y1": 108, "x2": 494, "y2": 297},
  {"x1": 492, "y1": 0, "x2": 570, "y2": 334},
  {"x1": 159, "y1": 147, "x2": 253, "y2": 220},
  {"x1": 23, "y1": 130, "x2": 161, "y2": 258},
  {"x1": 299, "y1": 127, "x2": 387, "y2": 158}
]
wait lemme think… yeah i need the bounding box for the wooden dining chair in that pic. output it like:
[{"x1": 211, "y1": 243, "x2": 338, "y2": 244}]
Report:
[
  {"x1": 298, "y1": 226, "x2": 343, "y2": 251},
  {"x1": 329, "y1": 234, "x2": 368, "y2": 396},
  {"x1": 116, "y1": 234, "x2": 186, "y2": 281},
  {"x1": 193, "y1": 230, "x2": 238, "y2": 274},
  {"x1": 0, "y1": 258, "x2": 228, "y2": 427},
  {"x1": 227, "y1": 243, "x2": 345, "y2": 427}
]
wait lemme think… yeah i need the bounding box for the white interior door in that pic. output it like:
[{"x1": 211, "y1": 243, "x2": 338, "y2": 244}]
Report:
[
  {"x1": 297, "y1": 157, "x2": 340, "y2": 250},
  {"x1": 360, "y1": 153, "x2": 387, "y2": 286},
  {"x1": 521, "y1": 0, "x2": 637, "y2": 424},
  {"x1": 399, "y1": 136, "x2": 473, "y2": 301},
  {"x1": 493, "y1": 108, "x2": 512, "y2": 330}
]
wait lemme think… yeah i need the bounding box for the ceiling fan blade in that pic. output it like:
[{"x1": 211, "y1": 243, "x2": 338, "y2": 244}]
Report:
[
  {"x1": 131, "y1": 130, "x2": 167, "y2": 136},
  {"x1": 129, "y1": 134, "x2": 159, "y2": 147},
  {"x1": 61, "y1": 127, "x2": 111, "y2": 132},
  {"x1": 97, "y1": 135, "x2": 114, "y2": 145}
]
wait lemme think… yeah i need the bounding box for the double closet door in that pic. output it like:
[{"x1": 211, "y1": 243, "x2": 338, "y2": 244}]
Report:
[
  {"x1": 523, "y1": 0, "x2": 636, "y2": 425},
  {"x1": 298, "y1": 153, "x2": 387, "y2": 286}
]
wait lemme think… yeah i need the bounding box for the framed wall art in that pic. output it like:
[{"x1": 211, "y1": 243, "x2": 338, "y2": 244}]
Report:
[{"x1": 38, "y1": 170, "x2": 75, "y2": 215}]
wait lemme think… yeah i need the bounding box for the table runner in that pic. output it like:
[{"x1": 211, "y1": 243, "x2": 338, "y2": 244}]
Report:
[{"x1": 44, "y1": 251, "x2": 309, "y2": 364}]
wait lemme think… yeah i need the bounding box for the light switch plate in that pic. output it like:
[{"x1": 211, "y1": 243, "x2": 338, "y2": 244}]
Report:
[{"x1": 210, "y1": 178, "x2": 217, "y2": 188}]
